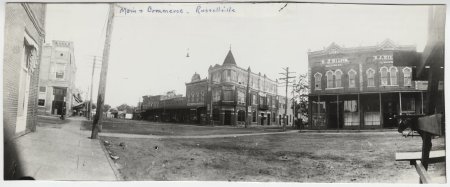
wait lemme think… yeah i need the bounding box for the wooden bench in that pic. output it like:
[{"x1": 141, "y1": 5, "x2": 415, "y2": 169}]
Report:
[
  {"x1": 395, "y1": 150, "x2": 446, "y2": 183},
  {"x1": 395, "y1": 114, "x2": 445, "y2": 184}
]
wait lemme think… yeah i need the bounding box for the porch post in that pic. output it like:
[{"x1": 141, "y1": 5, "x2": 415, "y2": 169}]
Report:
[
  {"x1": 421, "y1": 92, "x2": 424, "y2": 114},
  {"x1": 399, "y1": 92, "x2": 403, "y2": 114},
  {"x1": 337, "y1": 95, "x2": 340, "y2": 130},
  {"x1": 379, "y1": 93, "x2": 383, "y2": 128}
]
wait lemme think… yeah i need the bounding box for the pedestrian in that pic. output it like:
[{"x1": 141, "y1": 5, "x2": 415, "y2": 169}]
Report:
[{"x1": 60, "y1": 106, "x2": 66, "y2": 120}]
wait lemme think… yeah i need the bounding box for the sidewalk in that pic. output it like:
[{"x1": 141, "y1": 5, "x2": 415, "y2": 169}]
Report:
[{"x1": 13, "y1": 116, "x2": 118, "y2": 180}]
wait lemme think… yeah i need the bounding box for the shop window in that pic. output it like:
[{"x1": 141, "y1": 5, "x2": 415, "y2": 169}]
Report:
[
  {"x1": 237, "y1": 110, "x2": 246, "y2": 122},
  {"x1": 389, "y1": 66, "x2": 398, "y2": 85},
  {"x1": 401, "y1": 95, "x2": 416, "y2": 112},
  {"x1": 344, "y1": 100, "x2": 358, "y2": 112},
  {"x1": 38, "y1": 99, "x2": 45, "y2": 106},
  {"x1": 380, "y1": 67, "x2": 388, "y2": 86},
  {"x1": 403, "y1": 67, "x2": 412, "y2": 86},
  {"x1": 326, "y1": 71, "x2": 334, "y2": 88},
  {"x1": 213, "y1": 109, "x2": 220, "y2": 121},
  {"x1": 367, "y1": 68, "x2": 375, "y2": 87},
  {"x1": 348, "y1": 69, "x2": 357, "y2": 88},
  {"x1": 314, "y1": 72, "x2": 322, "y2": 90},
  {"x1": 335, "y1": 70, "x2": 342, "y2": 88}
]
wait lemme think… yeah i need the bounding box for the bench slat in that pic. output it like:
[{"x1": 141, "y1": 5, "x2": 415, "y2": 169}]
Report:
[{"x1": 395, "y1": 150, "x2": 446, "y2": 162}]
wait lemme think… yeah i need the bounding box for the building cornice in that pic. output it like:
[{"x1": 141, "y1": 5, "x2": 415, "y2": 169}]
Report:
[{"x1": 22, "y1": 3, "x2": 45, "y2": 37}]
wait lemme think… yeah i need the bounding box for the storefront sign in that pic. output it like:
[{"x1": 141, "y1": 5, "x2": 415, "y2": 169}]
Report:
[
  {"x1": 321, "y1": 58, "x2": 349, "y2": 67},
  {"x1": 373, "y1": 55, "x2": 393, "y2": 64}
]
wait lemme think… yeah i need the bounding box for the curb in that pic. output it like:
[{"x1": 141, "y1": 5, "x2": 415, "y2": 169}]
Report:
[{"x1": 99, "y1": 138, "x2": 123, "y2": 181}]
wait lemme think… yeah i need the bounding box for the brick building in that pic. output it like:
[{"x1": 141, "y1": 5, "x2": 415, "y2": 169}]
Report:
[
  {"x1": 38, "y1": 40, "x2": 77, "y2": 115},
  {"x1": 308, "y1": 39, "x2": 428, "y2": 129},
  {"x1": 3, "y1": 3, "x2": 46, "y2": 179},
  {"x1": 185, "y1": 73, "x2": 208, "y2": 124},
  {"x1": 207, "y1": 50, "x2": 284, "y2": 126},
  {"x1": 141, "y1": 50, "x2": 294, "y2": 126}
]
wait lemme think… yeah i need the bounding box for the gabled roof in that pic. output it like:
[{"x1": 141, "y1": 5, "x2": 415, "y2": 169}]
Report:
[{"x1": 222, "y1": 50, "x2": 237, "y2": 65}]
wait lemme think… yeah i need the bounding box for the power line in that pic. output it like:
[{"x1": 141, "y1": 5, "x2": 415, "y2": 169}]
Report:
[{"x1": 278, "y1": 66, "x2": 296, "y2": 131}]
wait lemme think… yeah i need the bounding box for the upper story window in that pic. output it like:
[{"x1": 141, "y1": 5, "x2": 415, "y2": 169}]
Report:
[
  {"x1": 348, "y1": 69, "x2": 357, "y2": 88},
  {"x1": 403, "y1": 67, "x2": 412, "y2": 86},
  {"x1": 326, "y1": 71, "x2": 334, "y2": 88},
  {"x1": 223, "y1": 90, "x2": 233, "y2": 101},
  {"x1": 55, "y1": 64, "x2": 65, "y2": 79},
  {"x1": 213, "y1": 89, "x2": 221, "y2": 102},
  {"x1": 334, "y1": 69, "x2": 343, "y2": 88},
  {"x1": 380, "y1": 67, "x2": 388, "y2": 86},
  {"x1": 314, "y1": 72, "x2": 322, "y2": 90},
  {"x1": 252, "y1": 94, "x2": 257, "y2": 105},
  {"x1": 367, "y1": 68, "x2": 375, "y2": 87},
  {"x1": 39, "y1": 86, "x2": 46, "y2": 93},
  {"x1": 389, "y1": 66, "x2": 398, "y2": 85}
]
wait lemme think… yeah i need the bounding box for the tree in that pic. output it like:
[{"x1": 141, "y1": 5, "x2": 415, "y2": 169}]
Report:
[
  {"x1": 293, "y1": 73, "x2": 310, "y2": 120},
  {"x1": 103, "y1": 104, "x2": 111, "y2": 112},
  {"x1": 117, "y1": 104, "x2": 134, "y2": 113}
]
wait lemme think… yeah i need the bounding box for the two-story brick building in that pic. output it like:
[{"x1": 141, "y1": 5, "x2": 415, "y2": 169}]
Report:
[{"x1": 308, "y1": 39, "x2": 428, "y2": 129}]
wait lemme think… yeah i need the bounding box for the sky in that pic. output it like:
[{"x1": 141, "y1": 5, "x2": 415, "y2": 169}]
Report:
[{"x1": 44, "y1": 3, "x2": 430, "y2": 108}]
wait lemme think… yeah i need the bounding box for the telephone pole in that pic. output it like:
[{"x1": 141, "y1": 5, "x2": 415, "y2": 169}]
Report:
[
  {"x1": 245, "y1": 67, "x2": 251, "y2": 128},
  {"x1": 279, "y1": 67, "x2": 296, "y2": 131},
  {"x1": 91, "y1": 3, "x2": 115, "y2": 139},
  {"x1": 88, "y1": 56, "x2": 96, "y2": 120}
]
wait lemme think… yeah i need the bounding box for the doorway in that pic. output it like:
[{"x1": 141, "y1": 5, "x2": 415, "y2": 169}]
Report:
[
  {"x1": 382, "y1": 94, "x2": 399, "y2": 128},
  {"x1": 224, "y1": 110, "x2": 232, "y2": 125},
  {"x1": 327, "y1": 101, "x2": 344, "y2": 129}
]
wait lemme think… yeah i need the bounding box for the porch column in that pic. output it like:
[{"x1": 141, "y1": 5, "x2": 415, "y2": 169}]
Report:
[
  {"x1": 337, "y1": 95, "x2": 340, "y2": 130},
  {"x1": 399, "y1": 92, "x2": 403, "y2": 114},
  {"x1": 358, "y1": 94, "x2": 362, "y2": 130},
  {"x1": 379, "y1": 93, "x2": 383, "y2": 128},
  {"x1": 421, "y1": 92, "x2": 424, "y2": 114}
]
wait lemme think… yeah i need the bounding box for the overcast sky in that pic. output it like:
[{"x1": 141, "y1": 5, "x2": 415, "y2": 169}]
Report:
[{"x1": 45, "y1": 3, "x2": 430, "y2": 108}]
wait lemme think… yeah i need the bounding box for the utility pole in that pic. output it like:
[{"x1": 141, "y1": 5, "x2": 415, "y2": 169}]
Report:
[
  {"x1": 91, "y1": 3, "x2": 115, "y2": 139},
  {"x1": 245, "y1": 67, "x2": 251, "y2": 128},
  {"x1": 279, "y1": 67, "x2": 296, "y2": 131},
  {"x1": 88, "y1": 56, "x2": 96, "y2": 120}
]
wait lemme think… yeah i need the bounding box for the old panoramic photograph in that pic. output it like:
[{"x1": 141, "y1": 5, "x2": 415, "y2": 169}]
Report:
[{"x1": 2, "y1": 0, "x2": 447, "y2": 184}]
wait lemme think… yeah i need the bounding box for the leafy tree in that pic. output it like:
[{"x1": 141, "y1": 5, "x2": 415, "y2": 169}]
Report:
[
  {"x1": 103, "y1": 104, "x2": 111, "y2": 112},
  {"x1": 117, "y1": 104, "x2": 134, "y2": 113},
  {"x1": 293, "y1": 73, "x2": 310, "y2": 119}
]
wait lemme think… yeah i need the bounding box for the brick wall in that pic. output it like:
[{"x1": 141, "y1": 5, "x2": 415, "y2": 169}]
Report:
[{"x1": 3, "y1": 3, "x2": 46, "y2": 140}]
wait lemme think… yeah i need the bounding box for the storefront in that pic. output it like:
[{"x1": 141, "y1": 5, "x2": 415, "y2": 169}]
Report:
[{"x1": 308, "y1": 40, "x2": 427, "y2": 129}]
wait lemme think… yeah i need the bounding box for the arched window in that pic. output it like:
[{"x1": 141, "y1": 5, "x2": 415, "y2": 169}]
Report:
[
  {"x1": 380, "y1": 67, "x2": 388, "y2": 86},
  {"x1": 389, "y1": 66, "x2": 398, "y2": 85},
  {"x1": 335, "y1": 69, "x2": 343, "y2": 88},
  {"x1": 314, "y1": 72, "x2": 322, "y2": 90},
  {"x1": 403, "y1": 67, "x2": 412, "y2": 86},
  {"x1": 348, "y1": 69, "x2": 357, "y2": 88},
  {"x1": 326, "y1": 71, "x2": 334, "y2": 88},
  {"x1": 366, "y1": 68, "x2": 375, "y2": 87}
]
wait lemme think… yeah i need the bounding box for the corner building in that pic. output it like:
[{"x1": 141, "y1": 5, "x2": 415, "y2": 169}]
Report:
[
  {"x1": 207, "y1": 50, "x2": 280, "y2": 126},
  {"x1": 308, "y1": 39, "x2": 428, "y2": 129},
  {"x1": 38, "y1": 40, "x2": 77, "y2": 115}
]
